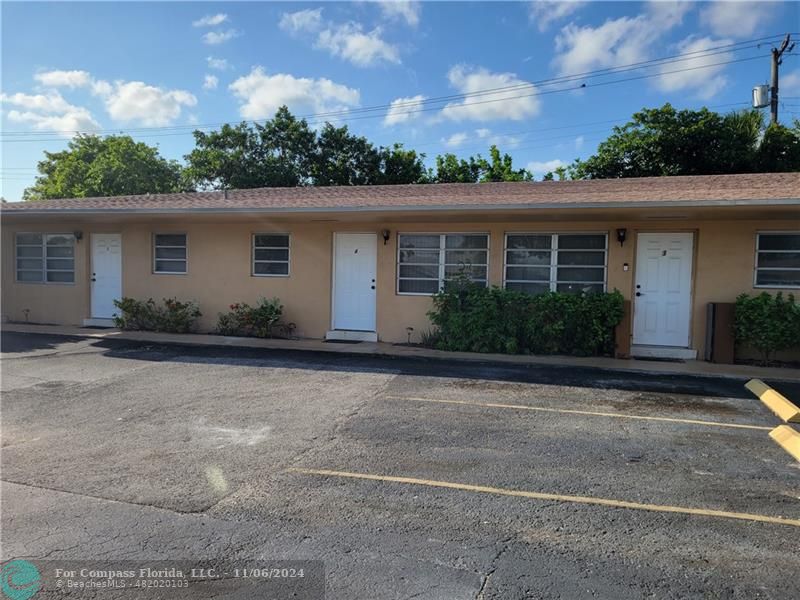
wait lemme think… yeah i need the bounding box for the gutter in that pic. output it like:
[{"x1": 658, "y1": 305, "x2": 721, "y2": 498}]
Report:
[{"x1": 2, "y1": 198, "x2": 800, "y2": 217}]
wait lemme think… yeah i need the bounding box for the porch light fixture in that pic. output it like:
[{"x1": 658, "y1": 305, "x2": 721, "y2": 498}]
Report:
[
  {"x1": 381, "y1": 229, "x2": 391, "y2": 245},
  {"x1": 73, "y1": 230, "x2": 83, "y2": 241},
  {"x1": 616, "y1": 228, "x2": 627, "y2": 247}
]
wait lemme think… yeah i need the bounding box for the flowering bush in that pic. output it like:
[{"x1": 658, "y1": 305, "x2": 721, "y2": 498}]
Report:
[
  {"x1": 215, "y1": 297, "x2": 283, "y2": 338},
  {"x1": 113, "y1": 297, "x2": 201, "y2": 333}
]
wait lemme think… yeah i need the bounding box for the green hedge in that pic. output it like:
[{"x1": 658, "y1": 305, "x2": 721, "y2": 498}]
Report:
[
  {"x1": 735, "y1": 292, "x2": 800, "y2": 363},
  {"x1": 113, "y1": 297, "x2": 201, "y2": 333},
  {"x1": 215, "y1": 297, "x2": 283, "y2": 338},
  {"x1": 427, "y1": 276, "x2": 625, "y2": 356}
]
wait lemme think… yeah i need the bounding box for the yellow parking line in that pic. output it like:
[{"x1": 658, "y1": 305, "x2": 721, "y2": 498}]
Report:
[
  {"x1": 288, "y1": 467, "x2": 800, "y2": 528},
  {"x1": 385, "y1": 396, "x2": 772, "y2": 431}
]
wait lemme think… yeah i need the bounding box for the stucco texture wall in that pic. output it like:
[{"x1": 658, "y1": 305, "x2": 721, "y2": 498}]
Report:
[{"x1": 3, "y1": 218, "x2": 798, "y2": 358}]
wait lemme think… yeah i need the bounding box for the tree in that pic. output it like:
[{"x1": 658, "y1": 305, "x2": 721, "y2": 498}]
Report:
[
  {"x1": 379, "y1": 144, "x2": 427, "y2": 185},
  {"x1": 23, "y1": 135, "x2": 185, "y2": 200},
  {"x1": 185, "y1": 106, "x2": 316, "y2": 189},
  {"x1": 430, "y1": 153, "x2": 485, "y2": 183},
  {"x1": 542, "y1": 166, "x2": 568, "y2": 181},
  {"x1": 755, "y1": 121, "x2": 800, "y2": 172},
  {"x1": 312, "y1": 123, "x2": 383, "y2": 186},
  {"x1": 480, "y1": 145, "x2": 533, "y2": 182},
  {"x1": 569, "y1": 103, "x2": 799, "y2": 179}
]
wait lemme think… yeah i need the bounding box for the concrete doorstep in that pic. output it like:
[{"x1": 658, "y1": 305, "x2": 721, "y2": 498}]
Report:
[{"x1": 3, "y1": 321, "x2": 800, "y2": 382}]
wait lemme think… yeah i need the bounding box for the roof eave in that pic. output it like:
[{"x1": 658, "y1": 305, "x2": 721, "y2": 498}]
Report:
[{"x1": 2, "y1": 197, "x2": 800, "y2": 217}]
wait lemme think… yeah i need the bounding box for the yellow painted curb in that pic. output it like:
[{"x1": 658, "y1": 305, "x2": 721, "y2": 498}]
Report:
[
  {"x1": 745, "y1": 379, "x2": 800, "y2": 423},
  {"x1": 769, "y1": 425, "x2": 800, "y2": 462}
]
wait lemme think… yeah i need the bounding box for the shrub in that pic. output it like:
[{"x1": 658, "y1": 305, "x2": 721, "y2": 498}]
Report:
[
  {"x1": 113, "y1": 297, "x2": 201, "y2": 333},
  {"x1": 214, "y1": 297, "x2": 283, "y2": 338},
  {"x1": 734, "y1": 292, "x2": 800, "y2": 363},
  {"x1": 427, "y1": 275, "x2": 624, "y2": 356}
]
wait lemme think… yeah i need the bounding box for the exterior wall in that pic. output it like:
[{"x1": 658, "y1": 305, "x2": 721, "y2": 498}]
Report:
[{"x1": 3, "y1": 218, "x2": 799, "y2": 358}]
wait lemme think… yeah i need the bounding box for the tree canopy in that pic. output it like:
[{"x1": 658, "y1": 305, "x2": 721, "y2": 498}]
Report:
[
  {"x1": 183, "y1": 108, "x2": 429, "y2": 188},
  {"x1": 23, "y1": 134, "x2": 185, "y2": 201},
  {"x1": 21, "y1": 103, "x2": 799, "y2": 200},
  {"x1": 568, "y1": 104, "x2": 800, "y2": 179}
]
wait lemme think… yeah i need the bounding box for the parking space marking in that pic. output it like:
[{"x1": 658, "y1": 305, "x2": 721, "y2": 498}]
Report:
[
  {"x1": 288, "y1": 467, "x2": 800, "y2": 528},
  {"x1": 385, "y1": 396, "x2": 772, "y2": 431}
]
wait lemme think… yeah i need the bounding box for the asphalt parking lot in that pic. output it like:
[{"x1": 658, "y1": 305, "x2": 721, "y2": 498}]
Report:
[{"x1": 2, "y1": 331, "x2": 799, "y2": 599}]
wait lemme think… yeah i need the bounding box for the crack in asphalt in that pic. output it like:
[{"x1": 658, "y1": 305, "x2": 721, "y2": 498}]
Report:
[
  {"x1": 0, "y1": 479, "x2": 211, "y2": 516},
  {"x1": 476, "y1": 535, "x2": 514, "y2": 599}
]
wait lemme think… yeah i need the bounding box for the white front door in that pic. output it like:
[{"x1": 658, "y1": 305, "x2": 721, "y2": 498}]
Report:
[
  {"x1": 91, "y1": 233, "x2": 122, "y2": 319},
  {"x1": 633, "y1": 232, "x2": 694, "y2": 347},
  {"x1": 333, "y1": 233, "x2": 377, "y2": 331}
]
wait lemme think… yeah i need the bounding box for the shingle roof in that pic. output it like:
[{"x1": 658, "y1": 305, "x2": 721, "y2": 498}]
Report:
[{"x1": 3, "y1": 173, "x2": 799, "y2": 213}]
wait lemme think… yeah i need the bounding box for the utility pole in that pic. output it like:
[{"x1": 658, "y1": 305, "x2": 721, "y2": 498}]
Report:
[{"x1": 770, "y1": 34, "x2": 794, "y2": 124}]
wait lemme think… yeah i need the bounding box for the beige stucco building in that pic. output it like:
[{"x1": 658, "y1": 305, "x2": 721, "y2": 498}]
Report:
[{"x1": 2, "y1": 173, "x2": 799, "y2": 360}]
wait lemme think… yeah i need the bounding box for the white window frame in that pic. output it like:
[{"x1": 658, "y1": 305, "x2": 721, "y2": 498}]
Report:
[
  {"x1": 396, "y1": 232, "x2": 490, "y2": 296},
  {"x1": 14, "y1": 232, "x2": 76, "y2": 285},
  {"x1": 153, "y1": 233, "x2": 188, "y2": 275},
  {"x1": 503, "y1": 232, "x2": 608, "y2": 293},
  {"x1": 754, "y1": 231, "x2": 800, "y2": 289},
  {"x1": 252, "y1": 233, "x2": 291, "y2": 277}
]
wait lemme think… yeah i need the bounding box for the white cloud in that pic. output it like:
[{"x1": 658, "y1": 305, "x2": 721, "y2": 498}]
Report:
[
  {"x1": 1, "y1": 91, "x2": 99, "y2": 134},
  {"x1": 203, "y1": 74, "x2": 219, "y2": 91},
  {"x1": 554, "y1": 16, "x2": 652, "y2": 75},
  {"x1": 98, "y1": 81, "x2": 197, "y2": 126},
  {"x1": 203, "y1": 29, "x2": 240, "y2": 45},
  {"x1": 34, "y1": 70, "x2": 92, "y2": 89},
  {"x1": 552, "y1": 2, "x2": 691, "y2": 75},
  {"x1": 656, "y1": 35, "x2": 732, "y2": 100},
  {"x1": 316, "y1": 23, "x2": 400, "y2": 66},
  {"x1": 647, "y1": 0, "x2": 694, "y2": 30},
  {"x1": 206, "y1": 56, "x2": 230, "y2": 71},
  {"x1": 443, "y1": 132, "x2": 469, "y2": 148},
  {"x1": 782, "y1": 70, "x2": 800, "y2": 95},
  {"x1": 700, "y1": 1, "x2": 774, "y2": 38},
  {"x1": 229, "y1": 66, "x2": 360, "y2": 119},
  {"x1": 384, "y1": 94, "x2": 426, "y2": 125},
  {"x1": 2, "y1": 91, "x2": 74, "y2": 113},
  {"x1": 279, "y1": 8, "x2": 324, "y2": 34},
  {"x1": 527, "y1": 159, "x2": 566, "y2": 176},
  {"x1": 6, "y1": 70, "x2": 199, "y2": 130},
  {"x1": 280, "y1": 10, "x2": 401, "y2": 68},
  {"x1": 193, "y1": 13, "x2": 229, "y2": 27},
  {"x1": 90, "y1": 80, "x2": 112, "y2": 96},
  {"x1": 380, "y1": 1, "x2": 421, "y2": 27},
  {"x1": 528, "y1": 1, "x2": 586, "y2": 32},
  {"x1": 440, "y1": 65, "x2": 540, "y2": 122},
  {"x1": 7, "y1": 109, "x2": 99, "y2": 134},
  {"x1": 472, "y1": 127, "x2": 521, "y2": 149},
  {"x1": 575, "y1": 135, "x2": 584, "y2": 150}
]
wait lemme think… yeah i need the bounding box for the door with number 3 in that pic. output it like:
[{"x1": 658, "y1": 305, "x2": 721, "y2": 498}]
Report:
[
  {"x1": 91, "y1": 233, "x2": 122, "y2": 319},
  {"x1": 633, "y1": 232, "x2": 694, "y2": 347}
]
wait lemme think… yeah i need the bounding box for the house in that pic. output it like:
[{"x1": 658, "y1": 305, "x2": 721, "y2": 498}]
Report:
[{"x1": 2, "y1": 172, "x2": 799, "y2": 360}]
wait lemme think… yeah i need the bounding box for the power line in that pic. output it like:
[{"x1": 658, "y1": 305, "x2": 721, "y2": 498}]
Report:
[
  {"x1": 0, "y1": 55, "x2": 768, "y2": 144},
  {"x1": 0, "y1": 36, "x2": 781, "y2": 139},
  {"x1": 0, "y1": 100, "x2": 756, "y2": 184}
]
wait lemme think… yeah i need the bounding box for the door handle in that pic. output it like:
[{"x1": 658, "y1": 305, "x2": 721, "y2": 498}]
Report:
[
  {"x1": 635, "y1": 292, "x2": 642, "y2": 297},
  {"x1": 91, "y1": 277, "x2": 96, "y2": 282},
  {"x1": 371, "y1": 285, "x2": 375, "y2": 290}
]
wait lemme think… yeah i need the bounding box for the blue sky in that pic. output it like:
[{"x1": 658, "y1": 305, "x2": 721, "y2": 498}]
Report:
[{"x1": 2, "y1": 1, "x2": 799, "y2": 200}]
